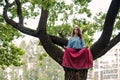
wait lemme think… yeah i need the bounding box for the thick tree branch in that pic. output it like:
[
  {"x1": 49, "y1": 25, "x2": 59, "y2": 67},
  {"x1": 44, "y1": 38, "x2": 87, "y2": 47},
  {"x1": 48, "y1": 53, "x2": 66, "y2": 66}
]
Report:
[
  {"x1": 3, "y1": 3, "x2": 67, "y2": 45},
  {"x1": 3, "y1": 3, "x2": 67, "y2": 46},
  {"x1": 37, "y1": 8, "x2": 64, "y2": 65},
  {"x1": 50, "y1": 35, "x2": 68, "y2": 47},
  {"x1": 94, "y1": 33, "x2": 120, "y2": 60},
  {"x1": 99, "y1": 0, "x2": 120, "y2": 43},
  {"x1": 3, "y1": 1, "x2": 38, "y2": 37},
  {"x1": 91, "y1": 0, "x2": 120, "y2": 59},
  {"x1": 15, "y1": 0, "x2": 23, "y2": 25},
  {"x1": 37, "y1": 9, "x2": 48, "y2": 33}
]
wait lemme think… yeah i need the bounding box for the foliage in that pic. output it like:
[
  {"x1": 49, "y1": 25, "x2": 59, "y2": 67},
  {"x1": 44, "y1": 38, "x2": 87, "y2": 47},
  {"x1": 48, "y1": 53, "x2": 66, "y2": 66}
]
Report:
[
  {"x1": 93, "y1": 11, "x2": 120, "y2": 37},
  {"x1": 0, "y1": 20, "x2": 25, "y2": 69}
]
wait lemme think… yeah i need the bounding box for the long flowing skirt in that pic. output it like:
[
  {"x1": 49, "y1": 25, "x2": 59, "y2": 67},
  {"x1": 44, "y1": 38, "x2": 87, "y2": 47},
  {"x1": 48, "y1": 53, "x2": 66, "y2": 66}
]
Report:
[{"x1": 62, "y1": 48, "x2": 93, "y2": 70}]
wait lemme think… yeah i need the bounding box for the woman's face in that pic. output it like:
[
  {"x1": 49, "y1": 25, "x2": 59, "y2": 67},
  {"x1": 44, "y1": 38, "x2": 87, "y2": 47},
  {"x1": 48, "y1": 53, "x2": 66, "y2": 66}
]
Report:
[{"x1": 74, "y1": 27, "x2": 79, "y2": 35}]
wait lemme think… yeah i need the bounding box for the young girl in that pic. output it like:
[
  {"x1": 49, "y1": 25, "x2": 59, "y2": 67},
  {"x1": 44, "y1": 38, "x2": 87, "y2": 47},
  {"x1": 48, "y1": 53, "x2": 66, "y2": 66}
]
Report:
[{"x1": 62, "y1": 26, "x2": 93, "y2": 70}]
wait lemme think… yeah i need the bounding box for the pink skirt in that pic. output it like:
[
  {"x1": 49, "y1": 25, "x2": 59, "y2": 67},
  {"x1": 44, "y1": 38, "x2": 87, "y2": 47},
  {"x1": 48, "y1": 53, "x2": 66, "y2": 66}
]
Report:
[{"x1": 62, "y1": 48, "x2": 93, "y2": 69}]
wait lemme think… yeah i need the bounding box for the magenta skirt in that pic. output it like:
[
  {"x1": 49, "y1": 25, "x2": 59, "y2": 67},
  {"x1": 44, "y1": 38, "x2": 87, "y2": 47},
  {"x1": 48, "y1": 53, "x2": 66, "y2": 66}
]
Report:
[{"x1": 62, "y1": 48, "x2": 93, "y2": 69}]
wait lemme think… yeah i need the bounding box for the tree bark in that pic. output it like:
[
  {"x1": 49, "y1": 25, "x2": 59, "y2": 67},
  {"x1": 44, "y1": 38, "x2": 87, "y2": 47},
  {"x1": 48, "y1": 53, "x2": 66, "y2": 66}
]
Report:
[
  {"x1": 64, "y1": 68, "x2": 88, "y2": 80},
  {"x1": 37, "y1": 8, "x2": 64, "y2": 64}
]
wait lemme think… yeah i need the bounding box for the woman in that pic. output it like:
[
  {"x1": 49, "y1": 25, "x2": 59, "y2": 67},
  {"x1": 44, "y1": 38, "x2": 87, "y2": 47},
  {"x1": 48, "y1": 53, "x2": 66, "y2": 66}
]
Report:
[{"x1": 62, "y1": 26, "x2": 93, "y2": 70}]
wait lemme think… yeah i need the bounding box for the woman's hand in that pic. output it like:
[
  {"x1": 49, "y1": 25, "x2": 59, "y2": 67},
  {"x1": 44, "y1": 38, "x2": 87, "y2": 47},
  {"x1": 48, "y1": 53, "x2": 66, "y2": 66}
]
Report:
[{"x1": 63, "y1": 45, "x2": 67, "y2": 49}]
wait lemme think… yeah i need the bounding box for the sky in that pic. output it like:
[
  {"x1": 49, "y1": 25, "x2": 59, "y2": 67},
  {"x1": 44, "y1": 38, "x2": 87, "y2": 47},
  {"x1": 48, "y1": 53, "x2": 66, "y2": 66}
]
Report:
[{"x1": 88, "y1": 0, "x2": 111, "y2": 14}]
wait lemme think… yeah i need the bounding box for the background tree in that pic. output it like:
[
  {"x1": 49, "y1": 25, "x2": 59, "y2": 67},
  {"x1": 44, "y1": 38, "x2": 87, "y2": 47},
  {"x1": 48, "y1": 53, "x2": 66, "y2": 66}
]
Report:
[
  {"x1": 1, "y1": 0, "x2": 120, "y2": 80},
  {"x1": 0, "y1": 39, "x2": 64, "y2": 80}
]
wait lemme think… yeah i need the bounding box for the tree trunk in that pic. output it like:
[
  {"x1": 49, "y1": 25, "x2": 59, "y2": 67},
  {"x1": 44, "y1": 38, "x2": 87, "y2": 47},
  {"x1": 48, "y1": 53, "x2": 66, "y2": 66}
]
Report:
[{"x1": 64, "y1": 68, "x2": 88, "y2": 80}]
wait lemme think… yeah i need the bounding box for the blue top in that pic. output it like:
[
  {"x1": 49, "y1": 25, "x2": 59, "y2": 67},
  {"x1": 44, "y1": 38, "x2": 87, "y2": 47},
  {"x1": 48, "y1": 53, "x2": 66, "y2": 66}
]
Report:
[{"x1": 67, "y1": 36, "x2": 85, "y2": 49}]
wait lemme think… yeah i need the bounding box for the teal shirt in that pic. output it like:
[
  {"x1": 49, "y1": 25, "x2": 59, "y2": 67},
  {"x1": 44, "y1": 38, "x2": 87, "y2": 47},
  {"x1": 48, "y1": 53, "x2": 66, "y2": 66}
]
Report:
[{"x1": 67, "y1": 36, "x2": 85, "y2": 49}]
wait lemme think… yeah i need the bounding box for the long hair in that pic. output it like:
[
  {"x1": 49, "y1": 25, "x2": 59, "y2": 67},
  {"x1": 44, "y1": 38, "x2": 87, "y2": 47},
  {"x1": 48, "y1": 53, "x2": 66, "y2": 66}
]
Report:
[{"x1": 71, "y1": 26, "x2": 82, "y2": 39}]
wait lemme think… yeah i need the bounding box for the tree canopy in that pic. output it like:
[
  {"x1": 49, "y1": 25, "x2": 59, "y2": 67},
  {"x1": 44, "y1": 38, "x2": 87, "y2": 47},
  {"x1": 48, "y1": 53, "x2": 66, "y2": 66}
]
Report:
[
  {"x1": 0, "y1": 0, "x2": 120, "y2": 79},
  {"x1": 0, "y1": 0, "x2": 120, "y2": 66}
]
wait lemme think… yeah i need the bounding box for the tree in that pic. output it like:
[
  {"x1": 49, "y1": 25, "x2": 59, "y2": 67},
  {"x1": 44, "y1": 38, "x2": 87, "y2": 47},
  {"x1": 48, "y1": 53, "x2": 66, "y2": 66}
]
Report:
[{"x1": 1, "y1": 0, "x2": 120, "y2": 80}]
